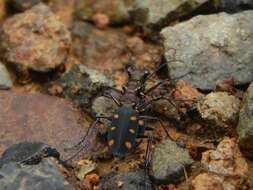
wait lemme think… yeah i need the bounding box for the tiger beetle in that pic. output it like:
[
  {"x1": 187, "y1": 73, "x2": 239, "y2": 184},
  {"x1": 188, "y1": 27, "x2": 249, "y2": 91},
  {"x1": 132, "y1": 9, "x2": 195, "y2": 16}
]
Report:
[
  {"x1": 64, "y1": 63, "x2": 176, "y2": 163},
  {"x1": 64, "y1": 61, "x2": 183, "y2": 190}
]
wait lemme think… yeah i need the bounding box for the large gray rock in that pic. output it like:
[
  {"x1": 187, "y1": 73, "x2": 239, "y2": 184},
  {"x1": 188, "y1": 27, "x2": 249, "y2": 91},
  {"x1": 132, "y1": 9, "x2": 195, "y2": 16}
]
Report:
[
  {"x1": 100, "y1": 170, "x2": 152, "y2": 190},
  {"x1": 161, "y1": 11, "x2": 253, "y2": 90},
  {"x1": 0, "y1": 158, "x2": 71, "y2": 190},
  {"x1": 0, "y1": 63, "x2": 12, "y2": 90},
  {"x1": 130, "y1": 0, "x2": 208, "y2": 29},
  {"x1": 237, "y1": 82, "x2": 253, "y2": 157},
  {"x1": 0, "y1": 142, "x2": 59, "y2": 168},
  {"x1": 0, "y1": 142, "x2": 71, "y2": 190},
  {"x1": 51, "y1": 64, "x2": 114, "y2": 111},
  {"x1": 150, "y1": 139, "x2": 193, "y2": 184}
]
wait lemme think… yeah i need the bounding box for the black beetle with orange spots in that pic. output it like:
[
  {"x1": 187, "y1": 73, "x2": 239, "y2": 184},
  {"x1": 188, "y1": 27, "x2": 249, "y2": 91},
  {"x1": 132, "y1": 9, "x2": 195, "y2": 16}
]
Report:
[{"x1": 64, "y1": 62, "x2": 178, "y2": 166}]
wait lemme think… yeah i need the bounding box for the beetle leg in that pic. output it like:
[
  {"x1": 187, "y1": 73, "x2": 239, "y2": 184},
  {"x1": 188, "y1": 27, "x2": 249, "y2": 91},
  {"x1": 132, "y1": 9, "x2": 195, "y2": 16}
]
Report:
[
  {"x1": 137, "y1": 94, "x2": 176, "y2": 112},
  {"x1": 142, "y1": 136, "x2": 154, "y2": 190},
  {"x1": 138, "y1": 115, "x2": 172, "y2": 139},
  {"x1": 64, "y1": 114, "x2": 111, "y2": 152},
  {"x1": 143, "y1": 136, "x2": 154, "y2": 168},
  {"x1": 64, "y1": 118, "x2": 100, "y2": 164},
  {"x1": 137, "y1": 135, "x2": 149, "y2": 139},
  {"x1": 145, "y1": 126, "x2": 154, "y2": 131},
  {"x1": 144, "y1": 79, "x2": 170, "y2": 95}
]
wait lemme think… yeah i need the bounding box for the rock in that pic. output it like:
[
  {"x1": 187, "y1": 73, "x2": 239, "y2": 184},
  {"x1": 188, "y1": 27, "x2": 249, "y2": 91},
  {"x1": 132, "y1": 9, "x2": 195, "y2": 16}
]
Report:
[
  {"x1": 174, "y1": 80, "x2": 203, "y2": 107},
  {"x1": 48, "y1": 0, "x2": 75, "y2": 28},
  {"x1": 237, "y1": 82, "x2": 253, "y2": 157},
  {"x1": 0, "y1": 142, "x2": 59, "y2": 168},
  {"x1": 92, "y1": 95, "x2": 118, "y2": 121},
  {"x1": 71, "y1": 21, "x2": 162, "y2": 88},
  {"x1": 218, "y1": 0, "x2": 253, "y2": 12},
  {"x1": 130, "y1": 0, "x2": 208, "y2": 29},
  {"x1": 191, "y1": 173, "x2": 225, "y2": 190},
  {"x1": 50, "y1": 64, "x2": 114, "y2": 111},
  {"x1": 7, "y1": 0, "x2": 43, "y2": 12},
  {"x1": 150, "y1": 99, "x2": 180, "y2": 122},
  {"x1": 161, "y1": 11, "x2": 253, "y2": 90},
  {"x1": 200, "y1": 138, "x2": 248, "y2": 189},
  {"x1": 0, "y1": 158, "x2": 72, "y2": 190},
  {"x1": 197, "y1": 92, "x2": 240, "y2": 128},
  {"x1": 100, "y1": 170, "x2": 152, "y2": 190},
  {"x1": 150, "y1": 139, "x2": 193, "y2": 184},
  {"x1": 0, "y1": 63, "x2": 12, "y2": 89},
  {"x1": 0, "y1": 3, "x2": 71, "y2": 72},
  {"x1": 75, "y1": 159, "x2": 97, "y2": 181},
  {"x1": 0, "y1": 0, "x2": 6, "y2": 24},
  {"x1": 92, "y1": 13, "x2": 110, "y2": 29},
  {"x1": 0, "y1": 91, "x2": 89, "y2": 161},
  {"x1": 84, "y1": 173, "x2": 100, "y2": 189},
  {"x1": 75, "y1": 0, "x2": 134, "y2": 24}
]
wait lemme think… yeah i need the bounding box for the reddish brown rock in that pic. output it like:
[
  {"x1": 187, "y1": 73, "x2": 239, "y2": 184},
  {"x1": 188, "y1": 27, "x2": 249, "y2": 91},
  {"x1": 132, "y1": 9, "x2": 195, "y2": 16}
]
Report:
[
  {"x1": 0, "y1": 91, "x2": 90, "y2": 160},
  {"x1": 174, "y1": 80, "x2": 203, "y2": 107},
  {"x1": 0, "y1": 3, "x2": 71, "y2": 72},
  {"x1": 92, "y1": 13, "x2": 109, "y2": 29},
  {"x1": 0, "y1": 0, "x2": 6, "y2": 24},
  {"x1": 202, "y1": 137, "x2": 248, "y2": 177},
  {"x1": 48, "y1": 0, "x2": 75, "y2": 28},
  {"x1": 197, "y1": 138, "x2": 249, "y2": 190},
  {"x1": 192, "y1": 173, "x2": 224, "y2": 190}
]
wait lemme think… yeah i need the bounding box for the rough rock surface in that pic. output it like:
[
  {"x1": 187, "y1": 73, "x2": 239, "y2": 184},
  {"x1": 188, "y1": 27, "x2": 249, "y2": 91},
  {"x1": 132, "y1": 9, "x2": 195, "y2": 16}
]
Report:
[
  {"x1": 150, "y1": 139, "x2": 193, "y2": 184},
  {"x1": 197, "y1": 92, "x2": 240, "y2": 128},
  {"x1": 100, "y1": 170, "x2": 152, "y2": 190},
  {"x1": 0, "y1": 142, "x2": 59, "y2": 168},
  {"x1": 48, "y1": 0, "x2": 75, "y2": 28},
  {"x1": 161, "y1": 11, "x2": 253, "y2": 90},
  {"x1": 130, "y1": 0, "x2": 208, "y2": 29},
  {"x1": 218, "y1": 0, "x2": 253, "y2": 12},
  {"x1": 7, "y1": 0, "x2": 43, "y2": 12},
  {"x1": 237, "y1": 82, "x2": 253, "y2": 157},
  {"x1": 0, "y1": 63, "x2": 12, "y2": 89},
  {"x1": 92, "y1": 96, "x2": 118, "y2": 120},
  {"x1": 0, "y1": 0, "x2": 6, "y2": 23},
  {"x1": 192, "y1": 173, "x2": 225, "y2": 190},
  {"x1": 71, "y1": 21, "x2": 162, "y2": 88},
  {"x1": 0, "y1": 158, "x2": 72, "y2": 190},
  {"x1": 0, "y1": 3, "x2": 71, "y2": 72},
  {"x1": 75, "y1": 0, "x2": 134, "y2": 24},
  {"x1": 0, "y1": 91, "x2": 88, "y2": 160},
  {"x1": 174, "y1": 80, "x2": 203, "y2": 106},
  {"x1": 199, "y1": 138, "x2": 249, "y2": 190},
  {"x1": 50, "y1": 64, "x2": 114, "y2": 111}
]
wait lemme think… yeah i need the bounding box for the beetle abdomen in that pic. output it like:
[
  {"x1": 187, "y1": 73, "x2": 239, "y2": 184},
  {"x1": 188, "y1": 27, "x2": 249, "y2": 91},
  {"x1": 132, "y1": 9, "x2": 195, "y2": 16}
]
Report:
[{"x1": 107, "y1": 106, "x2": 143, "y2": 157}]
